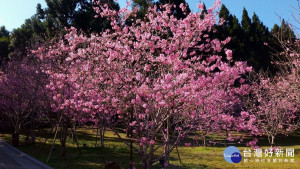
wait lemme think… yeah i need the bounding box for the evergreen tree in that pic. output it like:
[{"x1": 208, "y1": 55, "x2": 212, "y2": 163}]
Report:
[
  {"x1": 271, "y1": 24, "x2": 280, "y2": 35},
  {"x1": 156, "y1": 0, "x2": 191, "y2": 19},
  {"x1": 72, "y1": 0, "x2": 119, "y2": 33},
  {"x1": 9, "y1": 0, "x2": 119, "y2": 60},
  {"x1": 271, "y1": 20, "x2": 296, "y2": 42},
  {"x1": 249, "y1": 13, "x2": 272, "y2": 71},
  {"x1": 132, "y1": 0, "x2": 153, "y2": 20},
  {"x1": 0, "y1": 26, "x2": 10, "y2": 64},
  {"x1": 200, "y1": 3, "x2": 207, "y2": 19},
  {"x1": 217, "y1": 6, "x2": 244, "y2": 62},
  {"x1": 241, "y1": 8, "x2": 251, "y2": 33},
  {"x1": 45, "y1": 0, "x2": 119, "y2": 33},
  {"x1": 218, "y1": 5, "x2": 232, "y2": 38},
  {"x1": 0, "y1": 26, "x2": 9, "y2": 37},
  {"x1": 270, "y1": 20, "x2": 296, "y2": 67},
  {"x1": 36, "y1": 3, "x2": 46, "y2": 20},
  {"x1": 9, "y1": 5, "x2": 54, "y2": 59},
  {"x1": 217, "y1": 5, "x2": 275, "y2": 72},
  {"x1": 219, "y1": 4, "x2": 231, "y2": 22}
]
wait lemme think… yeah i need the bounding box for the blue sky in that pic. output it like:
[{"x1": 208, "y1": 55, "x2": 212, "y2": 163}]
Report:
[
  {"x1": 0, "y1": 0, "x2": 298, "y2": 32},
  {"x1": 0, "y1": 0, "x2": 47, "y2": 31}
]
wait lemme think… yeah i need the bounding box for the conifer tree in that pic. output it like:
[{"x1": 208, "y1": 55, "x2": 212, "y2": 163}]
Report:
[{"x1": 157, "y1": 0, "x2": 191, "y2": 19}]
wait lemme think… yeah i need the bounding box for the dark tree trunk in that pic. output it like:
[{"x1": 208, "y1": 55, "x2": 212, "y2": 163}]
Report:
[
  {"x1": 31, "y1": 130, "x2": 36, "y2": 145},
  {"x1": 25, "y1": 129, "x2": 30, "y2": 145},
  {"x1": 142, "y1": 155, "x2": 152, "y2": 169},
  {"x1": 72, "y1": 123, "x2": 76, "y2": 142},
  {"x1": 141, "y1": 150, "x2": 154, "y2": 169},
  {"x1": 60, "y1": 125, "x2": 68, "y2": 156},
  {"x1": 12, "y1": 132, "x2": 19, "y2": 147},
  {"x1": 130, "y1": 110, "x2": 133, "y2": 169},
  {"x1": 99, "y1": 126, "x2": 105, "y2": 148}
]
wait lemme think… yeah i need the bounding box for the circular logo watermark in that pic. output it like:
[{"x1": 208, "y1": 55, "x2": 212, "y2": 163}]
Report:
[{"x1": 223, "y1": 146, "x2": 242, "y2": 163}]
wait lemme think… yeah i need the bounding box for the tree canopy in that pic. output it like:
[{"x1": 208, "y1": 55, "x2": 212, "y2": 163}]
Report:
[{"x1": 0, "y1": 26, "x2": 10, "y2": 64}]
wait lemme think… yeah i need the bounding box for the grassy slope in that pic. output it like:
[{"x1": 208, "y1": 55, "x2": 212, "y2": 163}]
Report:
[{"x1": 0, "y1": 128, "x2": 299, "y2": 169}]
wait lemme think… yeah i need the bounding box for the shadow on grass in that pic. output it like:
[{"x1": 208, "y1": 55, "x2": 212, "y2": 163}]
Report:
[
  {"x1": 18, "y1": 142, "x2": 136, "y2": 169},
  {"x1": 151, "y1": 163, "x2": 211, "y2": 169},
  {"x1": 1, "y1": 128, "x2": 300, "y2": 169}
]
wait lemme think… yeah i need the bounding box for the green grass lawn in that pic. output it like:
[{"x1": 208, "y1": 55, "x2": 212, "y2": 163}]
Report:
[{"x1": 0, "y1": 128, "x2": 299, "y2": 169}]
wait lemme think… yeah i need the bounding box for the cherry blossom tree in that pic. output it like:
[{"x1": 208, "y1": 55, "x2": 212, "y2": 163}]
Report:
[
  {"x1": 34, "y1": 0, "x2": 254, "y2": 168},
  {"x1": 33, "y1": 42, "x2": 89, "y2": 156},
  {"x1": 244, "y1": 38, "x2": 300, "y2": 146},
  {"x1": 0, "y1": 59, "x2": 50, "y2": 146}
]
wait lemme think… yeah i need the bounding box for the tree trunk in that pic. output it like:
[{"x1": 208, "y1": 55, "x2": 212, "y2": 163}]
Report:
[
  {"x1": 142, "y1": 153, "x2": 153, "y2": 169},
  {"x1": 30, "y1": 123, "x2": 36, "y2": 145},
  {"x1": 126, "y1": 129, "x2": 130, "y2": 138},
  {"x1": 163, "y1": 145, "x2": 169, "y2": 168},
  {"x1": 99, "y1": 126, "x2": 105, "y2": 148},
  {"x1": 163, "y1": 120, "x2": 170, "y2": 168},
  {"x1": 142, "y1": 155, "x2": 147, "y2": 169},
  {"x1": 72, "y1": 122, "x2": 76, "y2": 142},
  {"x1": 271, "y1": 135, "x2": 275, "y2": 146},
  {"x1": 31, "y1": 130, "x2": 36, "y2": 145},
  {"x1": 164, "y1": 144, "x2": 168, "y2": 168},
  {"x1": 25, "y1": 129, "x2": 30, "y2": 145},
  {"x1": 60, "y1": 125, "x2": 68, "y2": 156},
  {"x1": 141, "y1": 144, "x2": 154, "y2": 169},
  {"x1": 142, "y1": 160, "x2": 152, "y2": 169},
  {"x1": 61, "y1": 139, "x2": 66, "y2": 156},
  {"x1": 146, "y1": 158, "x2": 152, "y2": 169},
  {"x1": 176, "y1": 146, "x2": 182, "y2": 164},
  {"x1": 224, "y1": 130, "x2": 228, "y2": 147},
  {"x1": 95, "y1": 127, "x2": 98, "y2": 147},
  {"x1": 12, "y1": 131, "x2": 20, "y2": 147},
  {"x1": 268, "y1": 135, "x2": 275, "y2": 146},
  {"x1": 130, "y1": 109, "x2": 133, "y2": 169}
]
